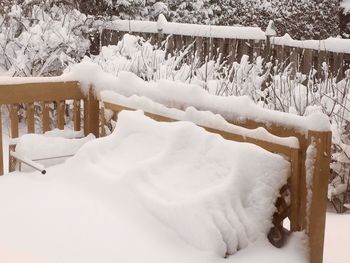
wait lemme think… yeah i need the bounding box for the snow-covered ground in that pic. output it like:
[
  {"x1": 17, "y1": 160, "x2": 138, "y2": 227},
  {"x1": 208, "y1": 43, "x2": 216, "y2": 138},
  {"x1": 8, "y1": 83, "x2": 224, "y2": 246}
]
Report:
[
  {"x1": 324, "y1": 212, "x2": 350, "y2": 263},
  {"x1": 0, "y1": 111, "x2": 348, "y2": 262}
]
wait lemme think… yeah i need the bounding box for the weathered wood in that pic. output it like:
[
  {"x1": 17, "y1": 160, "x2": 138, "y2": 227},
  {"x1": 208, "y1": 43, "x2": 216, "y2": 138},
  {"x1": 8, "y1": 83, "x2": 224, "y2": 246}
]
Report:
[
  {"x1": 8, "y1": 144, "x2": 16, "y2": 173},
  {"x1": 228, "y1": 39, "x2": 237, "y2": 64},
  {"x1": 57, "y1": 101, "x2": 65, "y2": 130},
  {"x1": 307, "y1": 131, "x2": 332, "y2": 263},
  {"x1": 302, "y1": 48, "x2": 313, "y2": 76},
  {"x1": 27, "y1": 103, "x2": 35, "y2": 133},
  {"x1": 317, "y1": 51, "x2": 328, "y2": 80},
  {"x1": 10, "y1": 104, "x2": 19, "y2": 138},
  {"x1": 276, "y1": 45, "x2": 284, "y2": 71},
  {"x1": 73, "y1": 100, "x2": 81, "y2": 131},
  {"x1": 196, "y1": 37, "x2": 204, "y2": 62},
  {"x1": 334, "y1": 53, "x2": 344, "y2": 82},
  {"x1": 42, "y1": 102, "x2": 50, "y2": 133},
  {"x1": 290, "y1": 147, "x2": 301, "y2": 231},
  {"x1": 290, "y1": 48, "x2": 298, "y2": 80},
  {"x1": 0, "y1": 81, "x2": 83, "y2": 104},
  {"x1": 175, "y1": 35, "x2": 183, "y2": 51},
  {"x1": 84, "y1": 87, "x2": 99, "y2": 137}
]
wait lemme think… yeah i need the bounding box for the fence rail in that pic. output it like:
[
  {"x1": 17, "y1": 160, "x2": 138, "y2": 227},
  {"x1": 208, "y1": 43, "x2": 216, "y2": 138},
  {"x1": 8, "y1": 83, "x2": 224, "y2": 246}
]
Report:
[
  {"x1": 93, "y1": 17, "x2": 350, "y2": 82},
  {"x1": 0, "y1": 80, "x2": 331, "y2": 263}
]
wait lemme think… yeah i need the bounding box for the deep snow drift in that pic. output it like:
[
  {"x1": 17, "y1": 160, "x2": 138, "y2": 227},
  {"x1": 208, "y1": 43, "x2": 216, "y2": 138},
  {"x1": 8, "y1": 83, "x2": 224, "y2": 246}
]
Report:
[{"x1": 0, "y1": 111, "x2": 307, "y2": 263}]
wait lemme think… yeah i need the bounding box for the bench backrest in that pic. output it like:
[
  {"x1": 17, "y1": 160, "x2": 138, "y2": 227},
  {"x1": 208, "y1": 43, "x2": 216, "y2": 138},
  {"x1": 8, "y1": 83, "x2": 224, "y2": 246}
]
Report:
[{"x1": 0, "y1": 81, "x2": 331, "y2": 263}]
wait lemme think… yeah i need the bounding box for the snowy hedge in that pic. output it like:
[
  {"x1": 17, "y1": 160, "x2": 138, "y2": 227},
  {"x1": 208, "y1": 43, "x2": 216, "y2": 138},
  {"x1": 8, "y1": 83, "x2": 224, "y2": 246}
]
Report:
[{"x1": 0, "y1": 2, "x2": 91, "y2": 76}]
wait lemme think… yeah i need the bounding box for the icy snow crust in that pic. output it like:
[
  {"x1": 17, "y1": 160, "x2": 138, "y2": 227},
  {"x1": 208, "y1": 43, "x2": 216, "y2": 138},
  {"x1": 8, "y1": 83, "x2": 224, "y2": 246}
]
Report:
[{"x1": 0, "y1": 111, "x2": 307, "y2": 262}]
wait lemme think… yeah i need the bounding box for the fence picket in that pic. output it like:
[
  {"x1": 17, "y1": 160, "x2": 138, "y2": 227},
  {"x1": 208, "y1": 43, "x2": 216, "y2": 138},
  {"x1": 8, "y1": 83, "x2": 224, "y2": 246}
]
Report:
[{"x1": 10, "y1": 104, "x2": 19, "y2": 138}]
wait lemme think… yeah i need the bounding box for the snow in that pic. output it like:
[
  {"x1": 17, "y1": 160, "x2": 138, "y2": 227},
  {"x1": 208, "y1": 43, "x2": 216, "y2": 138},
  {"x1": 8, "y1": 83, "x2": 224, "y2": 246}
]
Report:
[
  {"x1": 15, "y1": 133, "x2": 95, "y2": 160},
  {"x1": 341, "y1": 0, "x2": 350, "y2": 13},
  {"x1": 271, "y1": 34, "x2": 350, "y2": 54},
  {"x1": 105, "y1": 18, "x2": 266, "y2": 40},
  {"x1": 101, "y1": 90, "x2": 299, "y2": 148},
  {"x1": 265, "y1": 21, "x2": 277, "y2": 37},
  {"x1": 0, "y1": 110, "x2": 307, "y2": 263},
  {"x1": 324, "y1": 212, "x2": 350, "y2": 263}
]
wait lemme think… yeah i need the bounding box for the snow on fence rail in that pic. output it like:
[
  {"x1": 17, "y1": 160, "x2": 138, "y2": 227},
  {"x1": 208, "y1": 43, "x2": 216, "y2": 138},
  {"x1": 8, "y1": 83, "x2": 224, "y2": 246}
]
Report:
[
  {"x1": 0, "y1": 78, "x2": 331, "y2": 263},
  {"x1": 97, "y1": 16, "x2": 350, "y2": 81}
]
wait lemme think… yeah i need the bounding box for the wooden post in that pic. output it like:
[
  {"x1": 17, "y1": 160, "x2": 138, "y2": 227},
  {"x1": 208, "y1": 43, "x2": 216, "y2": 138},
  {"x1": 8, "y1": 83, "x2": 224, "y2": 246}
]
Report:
[
  {"x1": 334, "y1": 53, "x2": 344, "y2": 82},
  {"x1": 84, "y1": 87, "x2": 99, "y2": 138},
  {"x1": 290, "y1": 147, "x2": 301, "y2": 231},
  {"x1": 0, "y1": 107, "x2": 3, "y2": 176},
  {"x1": 307, "y1": 131, "x2": 331, "y2": 263}
]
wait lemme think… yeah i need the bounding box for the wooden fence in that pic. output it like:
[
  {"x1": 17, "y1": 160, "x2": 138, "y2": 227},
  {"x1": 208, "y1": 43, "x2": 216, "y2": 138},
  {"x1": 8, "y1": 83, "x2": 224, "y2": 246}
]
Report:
[
  {"x1": 0, "y1": 81, "x2": 331, "y2": 263},
  {"x1": 95, "y1": 20, "x2": 350, "y2": 82}
]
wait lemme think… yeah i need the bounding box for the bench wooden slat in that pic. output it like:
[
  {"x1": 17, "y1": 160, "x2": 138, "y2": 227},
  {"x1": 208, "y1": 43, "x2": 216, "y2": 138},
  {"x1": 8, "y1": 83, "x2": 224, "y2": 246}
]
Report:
[
  {"x1": 57, "y1": 100, "x2": 65, "y2": 130},
  {"x1": 27, "y1": 103, "x2": 35, "y2": 133},
  {"x1": 42, "y1": 102, "x2": 50, "y2": 133},
  {"x1": 10, "y1": 104, "x2": 19, "y2": 138},
  {"x1": 0, "y1": 81, "x2": 83, "y2": 104},
  {"x1": 73, "y1": 100, "x2": 81, "y2": 131}
]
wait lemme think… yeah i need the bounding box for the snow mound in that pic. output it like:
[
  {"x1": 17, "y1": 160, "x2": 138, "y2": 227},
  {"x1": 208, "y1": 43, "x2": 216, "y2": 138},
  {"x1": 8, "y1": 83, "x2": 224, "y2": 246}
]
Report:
[
  {"x1": 69, "y1": 110, "x2": 290, "y2": 256},
  {"x1": 0, "y1": 111, "x2": 297, "y2": 262},
  {"x1": 15, "y1": 133, "x2": 95, "y2": 160}
]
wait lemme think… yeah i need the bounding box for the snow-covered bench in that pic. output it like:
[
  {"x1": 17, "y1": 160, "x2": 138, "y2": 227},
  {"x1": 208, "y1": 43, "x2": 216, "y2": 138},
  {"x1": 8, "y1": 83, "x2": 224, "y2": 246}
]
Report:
[{"x1": 0, "y1": 77, "x2": 331, "y2": 263}]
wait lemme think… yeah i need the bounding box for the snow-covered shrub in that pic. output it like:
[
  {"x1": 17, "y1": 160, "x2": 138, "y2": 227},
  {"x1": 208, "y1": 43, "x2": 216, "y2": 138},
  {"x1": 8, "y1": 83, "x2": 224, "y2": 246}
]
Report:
[
  {"x1": 165, "y1": 0, "x2": 340, "y2": 40},
  {"x1": 0, "y1": 2, "x2": 91, "y2": 77}
]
